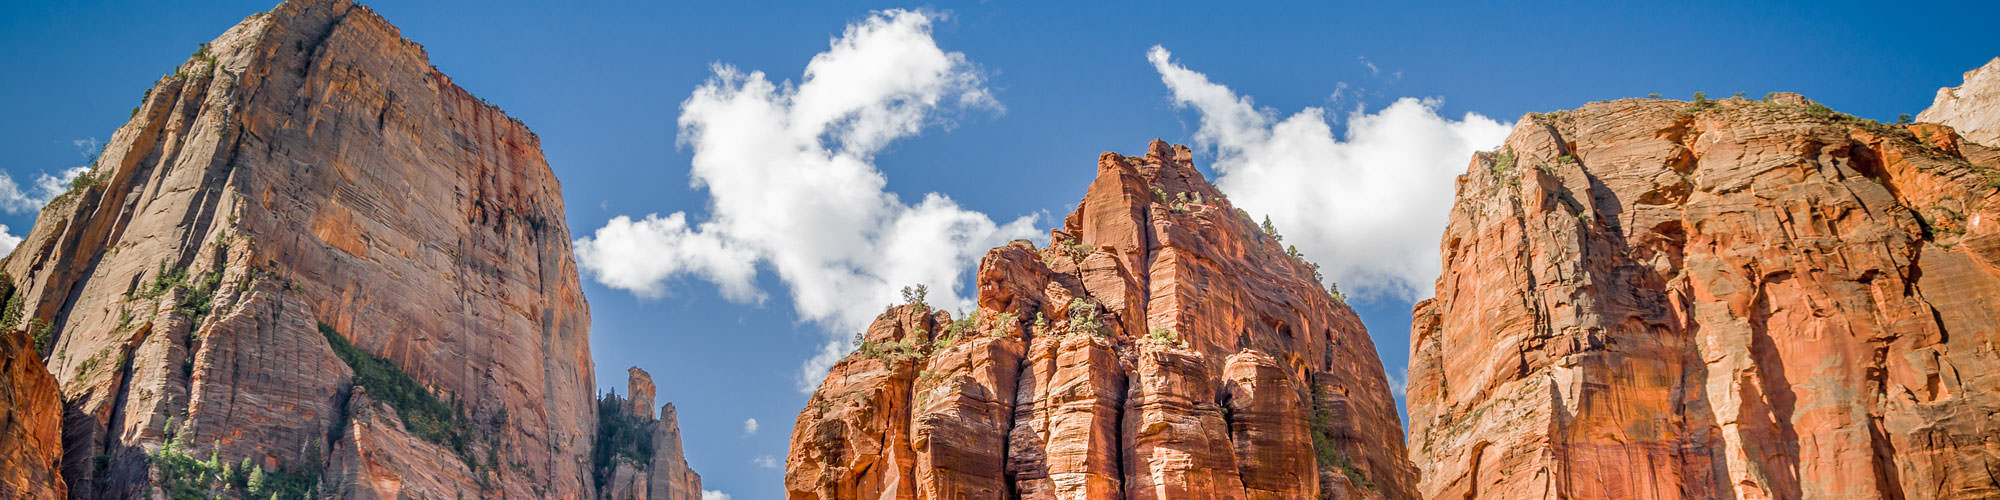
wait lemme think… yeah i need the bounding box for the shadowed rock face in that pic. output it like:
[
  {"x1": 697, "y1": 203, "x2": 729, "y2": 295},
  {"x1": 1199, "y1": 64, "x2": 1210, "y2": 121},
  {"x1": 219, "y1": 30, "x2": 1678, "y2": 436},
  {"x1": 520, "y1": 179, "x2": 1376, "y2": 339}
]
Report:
[
  {"x1": 1920, "y1": 58, "x2": 2000, "y2": 147},
  {"x1": 1, "y1": 326, "x2": 64, "y2": 499},
  {"x1": 1409, "y1": 94, "x2": 2000, "y2": 500},
  {"x1": 0, "y1": 0, "x2": 596, "y2": 497},
  {"x1": 786, "y1": 140, "x2": 1416, "y2": 500}
]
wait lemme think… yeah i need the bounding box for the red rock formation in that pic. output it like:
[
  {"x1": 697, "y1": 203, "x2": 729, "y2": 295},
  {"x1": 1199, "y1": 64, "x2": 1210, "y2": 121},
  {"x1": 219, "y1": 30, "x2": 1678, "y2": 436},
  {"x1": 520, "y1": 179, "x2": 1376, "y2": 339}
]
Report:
[
  {"x1": 0, "y1": 325, "x2": 64, "y2": 499},
  {"x1": 0, "y1": 0, "x2": 597, "y2": 497},
  {"x1": 1409, "y1": 93, "x2": 2000, "y2": 500},
  {"x1": 787, "y1": 140, "x2": 1416, "y2": 499}
]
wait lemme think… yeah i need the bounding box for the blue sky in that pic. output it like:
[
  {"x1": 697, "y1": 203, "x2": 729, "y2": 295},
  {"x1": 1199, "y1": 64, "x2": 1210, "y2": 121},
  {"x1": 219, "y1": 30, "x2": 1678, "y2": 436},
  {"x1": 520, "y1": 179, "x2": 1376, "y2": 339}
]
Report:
[{"x1": 4, "y1": 1, "x2": 1996, "y2": 498}]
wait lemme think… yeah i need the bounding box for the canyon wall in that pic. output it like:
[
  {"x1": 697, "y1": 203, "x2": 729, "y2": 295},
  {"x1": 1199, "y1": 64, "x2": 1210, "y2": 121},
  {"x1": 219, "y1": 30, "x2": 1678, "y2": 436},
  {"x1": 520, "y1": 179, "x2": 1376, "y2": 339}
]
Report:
[
  {"x1": 0, "y1": 323, "x2": 65, "y2": 498},
  {"x1": 1408, "y1": 93, "x2": 2000, "y2": 499},
  {"x1": 786, "y1": 140, "x2": 1416, "y2": 500},
  {"x1": 0, "y1": 0, "x2": 601, "y2": 496}
]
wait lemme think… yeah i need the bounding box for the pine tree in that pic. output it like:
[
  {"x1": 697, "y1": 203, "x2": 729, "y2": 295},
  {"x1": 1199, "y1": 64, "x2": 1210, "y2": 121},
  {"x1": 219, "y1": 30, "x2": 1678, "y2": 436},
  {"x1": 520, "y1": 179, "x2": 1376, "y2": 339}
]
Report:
[{"x1": 247, "y1": 464, "x2": 267, "y2": 495}]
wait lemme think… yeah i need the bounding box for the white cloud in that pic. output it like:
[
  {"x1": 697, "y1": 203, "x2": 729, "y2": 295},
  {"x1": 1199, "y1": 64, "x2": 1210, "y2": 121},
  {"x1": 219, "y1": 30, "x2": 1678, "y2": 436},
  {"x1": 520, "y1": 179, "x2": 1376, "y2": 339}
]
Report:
[
  {"x1": 753, "y1": 455, "x2": 781, "y2": 469},
  {"x1": 0, "y1": 166, "x2": 89, "y2": 214},
  {"x1": 743, "y1": 418, "x2": 759, "y2": 436},
  {"x1": 702, "y1": 490, "x2": 731, "y2": 500},
  {"x1": 574, "y1": 10, "x2": 1039, "y2": 391},
  {"x1": 0, "y1": 225, "x2": 22, "y2": 256},
  {"x1": 573, "y1": 213, "x2": 760, "y2": 301},
  {"x1": 1148, "y1": 46, "x2": 1512, "y2": 300}
]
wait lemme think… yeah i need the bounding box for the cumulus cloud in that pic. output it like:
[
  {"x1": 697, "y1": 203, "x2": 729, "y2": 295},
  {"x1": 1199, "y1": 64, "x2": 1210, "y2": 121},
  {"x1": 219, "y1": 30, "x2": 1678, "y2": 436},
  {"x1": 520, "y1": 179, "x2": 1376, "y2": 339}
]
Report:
[
  {"x1": 574, "y1": 10, "x2": 1039, "y2": 390},
  {"x1": 1, "y1": 138, "x2": 99, "y2": 215},
  {"x1": 1148, "y1": 46, "x2": 1512, "y2": 300},
  {"x1": 743, "y1": 418, "x2": 759, "y2": 436},
  {"x1": 702, "y1": 491, "x2": 731, "y2": 500},
  {"x1": 0, "y1": 225, "x2": 22, "y2": 255},
  {"x1": 0, "y1": 166, "x2": 89, "y2": 214},
  {"x1": 753, "y1": 455, "x2": 781, "y2": 469}
]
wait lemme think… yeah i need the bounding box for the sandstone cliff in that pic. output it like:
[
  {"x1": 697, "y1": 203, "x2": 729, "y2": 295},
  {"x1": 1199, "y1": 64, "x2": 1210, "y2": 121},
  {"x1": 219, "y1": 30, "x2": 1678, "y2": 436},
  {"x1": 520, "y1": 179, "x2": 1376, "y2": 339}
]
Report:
[
  {"x1": 596, "y1": 368, "x2": 703, "y2": 500},
  {"x1": 1919, "y1": 58, "x2": 2000, "y2": 147},
  {"x1": 786, "y1": 140, "x2": 1416, "y2": 500},
  {"x1": 1409, "y1": 93, "x2": 2000, "y2": 499},
  {"x1": 0, "y1": 0, "x2": 596, "y2": 497},
  {"x1": 1, "y1": 322, "x2": 65, "y2": 499}
]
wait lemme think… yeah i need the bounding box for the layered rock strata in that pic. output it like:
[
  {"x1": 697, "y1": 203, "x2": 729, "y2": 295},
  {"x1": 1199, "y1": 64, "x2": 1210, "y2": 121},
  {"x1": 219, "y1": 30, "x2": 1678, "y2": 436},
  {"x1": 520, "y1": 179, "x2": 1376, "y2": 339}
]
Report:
[
  {"x1": 0, "y1": 0, "x2": 595, "y2": 496},
  {"x1": 1409, "y1": 93, "x2": 2000, "y2": 499},
  {"x1": 786, "y1": 140, "x2": 1416, "y2": 500}
]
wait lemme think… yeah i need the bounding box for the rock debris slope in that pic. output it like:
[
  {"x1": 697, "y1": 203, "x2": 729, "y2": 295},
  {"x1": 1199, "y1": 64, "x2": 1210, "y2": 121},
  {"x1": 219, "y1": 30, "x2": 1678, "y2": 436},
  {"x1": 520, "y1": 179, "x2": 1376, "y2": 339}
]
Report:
[
  {"x1": 786, "y1": 140, "x2": 1416, "y2": 500},
  {"x1": 0, "y1": 0, "x2": 630, "y2": 497},
  {"x1": 1409, "y1": 92, "x2": 2000, "y2": 499}
]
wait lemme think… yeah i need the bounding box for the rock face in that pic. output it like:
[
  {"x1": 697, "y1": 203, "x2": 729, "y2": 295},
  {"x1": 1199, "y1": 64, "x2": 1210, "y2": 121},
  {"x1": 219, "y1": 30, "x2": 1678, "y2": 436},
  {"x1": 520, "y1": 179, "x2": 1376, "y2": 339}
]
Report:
[
  {"x1": 1409, "y1": 94, "x2": 2000, "y2": 499},
  {"x1": 786, "y1": 140, "x2": 1416, "y2": 499},
  {"x1": 0, "y1": 0, "x2": 597, "y2": 497},
  {"x1": 596, "y1": 368, "x2": 702, "y2": 500},
  {"x1": 648, "y1": 404, "x2": 703, "y2": 500},
  {"x1": 1919, "y1": 58, "x2": 2000, "y2": 147},
  {"x1": 1, "y1": 327, "x2": 65, "y2": 499}
]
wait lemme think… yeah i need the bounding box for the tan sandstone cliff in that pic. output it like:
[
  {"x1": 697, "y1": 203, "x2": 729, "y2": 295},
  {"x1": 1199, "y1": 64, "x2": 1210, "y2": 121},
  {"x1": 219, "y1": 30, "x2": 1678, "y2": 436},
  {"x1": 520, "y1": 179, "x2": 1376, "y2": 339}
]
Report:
[
  {"x1": 1408, "y1": 92, "x2": 2000, "y2": 499},
  {"x1": 1919, "y1": 58, "x2": 2000, "y2": 147},
  {"x1": 0, "y1": 0, "x2": 599, "y2": 497},
  {"x1": 786, "y1": 140, "x2": 1416, "y2": 500}
]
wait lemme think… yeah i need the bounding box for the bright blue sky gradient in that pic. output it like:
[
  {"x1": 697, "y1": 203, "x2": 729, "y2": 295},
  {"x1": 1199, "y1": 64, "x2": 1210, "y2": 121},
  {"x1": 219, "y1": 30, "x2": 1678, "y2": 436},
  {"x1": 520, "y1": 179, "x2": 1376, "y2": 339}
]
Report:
[{"x1": 5, "y1": 2, "x2": 1996, "y2": 498}]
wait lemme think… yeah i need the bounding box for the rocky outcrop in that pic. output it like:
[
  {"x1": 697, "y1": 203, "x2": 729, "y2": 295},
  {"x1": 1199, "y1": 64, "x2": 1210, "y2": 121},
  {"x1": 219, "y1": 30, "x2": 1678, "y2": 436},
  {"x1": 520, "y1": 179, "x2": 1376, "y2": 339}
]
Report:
[
  {"x1": 0, "y1": 0, "x2": 596, "y2": 497},
  {"x1": 1919, "y1": 58, "x2": 2000, "y2": 146},
  {"x1": 648, "y1": 404, "x2": 702, "y2": 500},
  {"x1": 1409, "y1": 94, "x2": 2000, "y2": 499},
  {"x1": 596, "y1": 368, "x2": 702, "y2": 500},
  {"x1": 786, "y1": 140, "x2": 1416, "y2": 499},
  {"x1": 1, "y1": 326, "x2": 64, "y2": 499}
]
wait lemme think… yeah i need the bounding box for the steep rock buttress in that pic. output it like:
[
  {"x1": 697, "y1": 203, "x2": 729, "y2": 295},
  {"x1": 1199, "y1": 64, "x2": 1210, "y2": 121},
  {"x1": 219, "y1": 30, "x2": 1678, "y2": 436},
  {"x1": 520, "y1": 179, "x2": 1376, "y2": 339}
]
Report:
[{"x1": 0, "y1": 0, "x2": 603, "y2": 497}]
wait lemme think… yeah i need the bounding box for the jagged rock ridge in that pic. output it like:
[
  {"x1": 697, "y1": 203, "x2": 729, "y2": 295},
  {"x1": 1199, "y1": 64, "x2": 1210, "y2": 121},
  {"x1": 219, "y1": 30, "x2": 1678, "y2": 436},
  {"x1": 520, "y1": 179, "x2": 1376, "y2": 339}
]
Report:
[
  {"x1": 785, "y1": 140, "x2": 1416, "y2": 499},
  {"x1": 0, "y1": 0, "x2": 603, "y2": 497},
  {"x1": 597, "y1": 368, "x2": 703, "y2": 500},
  {"x1": 1409, "y1": 92, "x2": 2000, "y2": 499}
]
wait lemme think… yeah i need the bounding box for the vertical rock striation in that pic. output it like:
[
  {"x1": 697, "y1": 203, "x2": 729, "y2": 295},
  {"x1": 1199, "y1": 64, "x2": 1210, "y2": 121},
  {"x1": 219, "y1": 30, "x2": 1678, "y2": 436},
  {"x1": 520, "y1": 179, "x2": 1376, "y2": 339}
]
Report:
[
  {"x1": 0, "y1": 0, "x2": 597, "y2": 497},
  {"x1": 786, "y1": 140, "x2": 1416, "y2": 499},
  {"x1": 1409, "y1": 93, "x2": 2000, "y2": 499}
]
